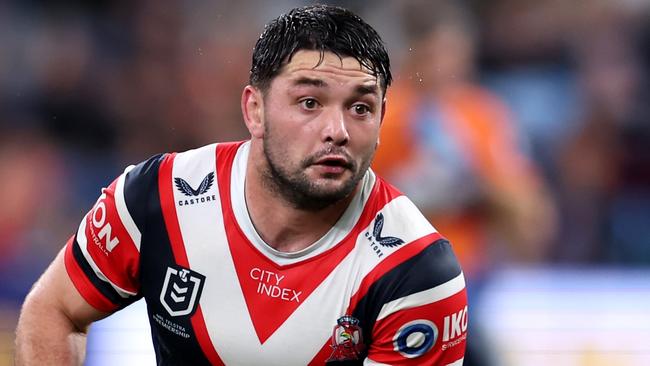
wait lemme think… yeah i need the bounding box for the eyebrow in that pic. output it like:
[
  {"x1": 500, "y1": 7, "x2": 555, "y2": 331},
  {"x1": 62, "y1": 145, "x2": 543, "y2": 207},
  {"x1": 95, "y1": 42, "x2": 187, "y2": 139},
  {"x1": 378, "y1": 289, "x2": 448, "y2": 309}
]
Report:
[
  {"x1": 291, "y1": 77, "x2": 327, "y2": 88},
  {"x1": 291, "y1": 77, "x2": 379, "y2": 96},
  {"x1": 355, "y1": 84, "x2": 379, "y2": 96}
]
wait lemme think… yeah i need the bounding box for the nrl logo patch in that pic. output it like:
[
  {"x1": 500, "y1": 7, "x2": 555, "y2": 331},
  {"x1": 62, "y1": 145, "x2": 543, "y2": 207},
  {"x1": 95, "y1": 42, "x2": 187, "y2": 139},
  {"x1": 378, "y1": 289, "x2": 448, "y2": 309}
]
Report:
[
  {"x1": 327, "y1": 315, "x2": 365, "y2": 362},
  {"x1": 160, "y1": 265, "x2": 205, "y2": 317}
]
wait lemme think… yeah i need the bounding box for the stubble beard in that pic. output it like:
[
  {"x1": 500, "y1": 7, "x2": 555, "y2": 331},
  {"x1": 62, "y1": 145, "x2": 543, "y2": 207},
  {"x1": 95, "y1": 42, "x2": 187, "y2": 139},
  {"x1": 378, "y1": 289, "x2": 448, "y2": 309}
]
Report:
[{"x1": 261, "y1": 120, "x2": 375, "y2": 211}]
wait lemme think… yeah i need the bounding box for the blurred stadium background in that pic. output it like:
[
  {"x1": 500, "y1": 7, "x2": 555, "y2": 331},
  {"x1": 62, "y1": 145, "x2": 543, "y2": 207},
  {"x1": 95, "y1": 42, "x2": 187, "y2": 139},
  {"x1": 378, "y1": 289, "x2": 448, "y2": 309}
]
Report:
[{"x1": 1, "y1": 0, "x2": 649, "y2": 365}]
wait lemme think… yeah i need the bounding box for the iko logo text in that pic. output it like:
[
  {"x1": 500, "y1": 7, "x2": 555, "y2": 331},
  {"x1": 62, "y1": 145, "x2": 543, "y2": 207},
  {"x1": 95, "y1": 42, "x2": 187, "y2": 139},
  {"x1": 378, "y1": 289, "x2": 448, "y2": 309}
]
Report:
[{"x1": 442, "y1": 306, "x2": 468, "y2": 342}]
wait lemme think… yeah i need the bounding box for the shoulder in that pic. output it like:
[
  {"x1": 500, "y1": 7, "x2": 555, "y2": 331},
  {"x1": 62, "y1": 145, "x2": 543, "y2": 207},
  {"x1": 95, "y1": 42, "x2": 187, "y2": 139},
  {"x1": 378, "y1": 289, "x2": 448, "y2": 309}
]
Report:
[
  {"x1": 358, "y1": 172, "x2": 464, "y2": 275},
  {"x1": 124, "y1": 153, "x2": 167, "y2": 191},
  {"x1": 163, "y1": 141, "x2": 247, "y2": 173},
  {"x1": 121, "y1": 153, "x2": 167, "y2": 225},
  {"x1": 358, "y1": 237, "x2": 463, "y2": 313},
  {"x1": 355, "y1": 174, "x2": 465, "y2": 323},
  {"x1": 171, "y1": 141, "x2": 246, "y2": 160}
]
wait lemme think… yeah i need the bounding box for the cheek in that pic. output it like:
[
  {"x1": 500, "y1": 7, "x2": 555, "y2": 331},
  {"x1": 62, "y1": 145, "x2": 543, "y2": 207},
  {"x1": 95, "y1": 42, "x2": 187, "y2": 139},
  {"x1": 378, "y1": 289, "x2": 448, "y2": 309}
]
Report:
[
  {"x1": 266, "y1": 113, "x2": 322, "y2": 161},
  {"x1": 266, "y1": 106, "x2": 307, "y2": 138},
  {"x1": 351, "y1": 123, "x2": 381, "y2": 152},
  {"x1": 265, "y1": 117, "x2": 300, "y2": 162}
]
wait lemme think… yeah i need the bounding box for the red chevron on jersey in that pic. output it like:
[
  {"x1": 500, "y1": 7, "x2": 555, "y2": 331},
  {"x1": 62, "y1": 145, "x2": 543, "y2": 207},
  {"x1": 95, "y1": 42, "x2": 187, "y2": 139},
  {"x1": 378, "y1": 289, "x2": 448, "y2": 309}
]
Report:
[
  {"x1": 215, "y1": 142, "x2": 383, "y2": 343},
  {"x1": 162, "y1": 142, "x2": 443, "y2": 364}
]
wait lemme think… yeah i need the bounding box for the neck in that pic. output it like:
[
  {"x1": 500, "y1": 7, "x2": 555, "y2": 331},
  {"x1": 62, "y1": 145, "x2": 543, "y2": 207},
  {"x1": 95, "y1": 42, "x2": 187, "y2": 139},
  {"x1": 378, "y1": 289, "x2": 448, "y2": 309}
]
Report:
[{"x1": 244, "y1": 146, "x2": 357, "y2": 253}]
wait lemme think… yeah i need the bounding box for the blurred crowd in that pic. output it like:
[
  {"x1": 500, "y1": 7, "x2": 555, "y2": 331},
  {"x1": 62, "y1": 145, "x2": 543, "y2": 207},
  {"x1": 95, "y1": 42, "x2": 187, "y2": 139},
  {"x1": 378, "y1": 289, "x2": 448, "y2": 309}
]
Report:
[
  {"x1": 375, "y1": 0, "x2": 650, "y2": 274},
  {"x1": 1, "y1": 0, "x2": 649, "y2": 363}
]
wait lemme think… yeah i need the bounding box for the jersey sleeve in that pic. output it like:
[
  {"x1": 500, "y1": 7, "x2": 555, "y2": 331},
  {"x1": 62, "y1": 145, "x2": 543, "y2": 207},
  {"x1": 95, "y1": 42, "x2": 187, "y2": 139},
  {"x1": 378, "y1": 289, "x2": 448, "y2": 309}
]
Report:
[
  {"x1": 362, "y1": 239, "x2": 467, "y2": 365},
  {"x1": 64, "y1": 154, "x2": 164, "y2": 312}
]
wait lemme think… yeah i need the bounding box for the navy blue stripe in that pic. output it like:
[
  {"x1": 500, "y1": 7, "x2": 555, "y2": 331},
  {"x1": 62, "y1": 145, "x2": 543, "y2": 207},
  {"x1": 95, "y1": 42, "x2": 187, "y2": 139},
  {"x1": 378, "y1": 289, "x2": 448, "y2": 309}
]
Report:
[
  {"x1": 123, "y1": 154, "x2": 166, "y2": 236},
  {"x1": 352, "y1": 239, "x2": 462, "y2": 346},
  {"x1": 135, "y1": 154, "x2": 214, "y2": 366},
  {"x1": 71, "y1": 235, "x2": 133, "y2": 307}
]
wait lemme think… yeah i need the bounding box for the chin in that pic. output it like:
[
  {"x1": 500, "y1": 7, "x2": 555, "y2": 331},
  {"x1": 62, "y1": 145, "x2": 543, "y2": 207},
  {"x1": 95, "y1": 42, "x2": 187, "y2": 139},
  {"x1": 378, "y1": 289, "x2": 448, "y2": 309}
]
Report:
[
  {"x1": 314, "y1": 177, "x2": 351, "y2": 190},
  {"x1": 314, "y1": 181, "x2": 357, "y2": 199}
]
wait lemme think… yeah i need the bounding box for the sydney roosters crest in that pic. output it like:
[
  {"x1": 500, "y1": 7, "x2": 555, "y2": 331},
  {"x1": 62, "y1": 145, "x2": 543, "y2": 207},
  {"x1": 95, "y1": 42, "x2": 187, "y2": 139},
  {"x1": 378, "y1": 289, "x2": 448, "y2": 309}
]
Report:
[{"x1": 327, "y1": 315, "x2": 365, "y2": 362}]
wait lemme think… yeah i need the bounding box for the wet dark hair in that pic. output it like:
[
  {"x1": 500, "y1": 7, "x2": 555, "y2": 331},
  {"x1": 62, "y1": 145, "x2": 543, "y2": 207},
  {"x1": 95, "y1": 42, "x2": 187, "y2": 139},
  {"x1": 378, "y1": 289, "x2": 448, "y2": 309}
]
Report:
[{"x1": 249, "y1": 5, "x2": 392, "y2": 95}]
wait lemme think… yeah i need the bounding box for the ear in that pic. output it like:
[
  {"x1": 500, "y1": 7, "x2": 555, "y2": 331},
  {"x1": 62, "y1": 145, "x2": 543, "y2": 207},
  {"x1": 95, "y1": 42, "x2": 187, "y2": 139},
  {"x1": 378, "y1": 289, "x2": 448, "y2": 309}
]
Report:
[{"x1": 241, "y1": 85, "x2": 265, "y2": 139}]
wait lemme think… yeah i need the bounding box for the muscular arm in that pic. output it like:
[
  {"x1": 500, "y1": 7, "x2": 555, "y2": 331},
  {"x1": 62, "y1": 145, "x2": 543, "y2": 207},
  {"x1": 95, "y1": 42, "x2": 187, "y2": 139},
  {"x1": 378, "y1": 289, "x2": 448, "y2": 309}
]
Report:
[
  {"x1": 15, "y1": 247, "x2": 110, "y2": 365},
  {"x1": 15, "y1": 156, "x2": 155, "y2": 364}
]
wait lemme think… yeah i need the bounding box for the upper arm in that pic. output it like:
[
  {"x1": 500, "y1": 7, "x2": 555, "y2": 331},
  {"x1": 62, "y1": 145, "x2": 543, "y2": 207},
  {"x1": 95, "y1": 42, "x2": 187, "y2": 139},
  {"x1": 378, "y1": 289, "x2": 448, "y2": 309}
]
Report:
[
  {"x1": 16, "y1": 155, "x2": 163, "y2": 365},
  {"x1": 16, "y1": 247, "x2": 110, "y2": 366},
  {"x1": 363, "y1": 240, "x2": 468, "y2": 365}
]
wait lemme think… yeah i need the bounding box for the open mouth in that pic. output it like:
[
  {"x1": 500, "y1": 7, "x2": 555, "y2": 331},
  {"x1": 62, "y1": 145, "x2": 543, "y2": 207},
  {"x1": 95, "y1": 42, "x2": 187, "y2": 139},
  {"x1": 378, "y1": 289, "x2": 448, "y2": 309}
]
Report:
[
  {"x1": 310, "y1": 156, "x2": 354, "y2": 176},
  {"x1": 314, "y1": 156, "x2": 353, "y2": 169}
]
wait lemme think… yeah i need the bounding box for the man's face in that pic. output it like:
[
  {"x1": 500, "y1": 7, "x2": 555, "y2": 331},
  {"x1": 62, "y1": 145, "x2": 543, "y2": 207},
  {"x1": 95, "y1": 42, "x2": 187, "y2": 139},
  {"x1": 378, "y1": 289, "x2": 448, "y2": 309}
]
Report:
[{"x1": 260, "y1": 50, "x2": 384, "y2": 210}]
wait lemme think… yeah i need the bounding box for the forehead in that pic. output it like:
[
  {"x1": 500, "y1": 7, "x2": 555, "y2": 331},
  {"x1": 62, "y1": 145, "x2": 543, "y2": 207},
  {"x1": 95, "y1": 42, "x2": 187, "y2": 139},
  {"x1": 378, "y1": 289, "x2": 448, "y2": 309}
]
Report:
[{"x1": 278, "y1": 50, "x2": 377, "y2": 84}]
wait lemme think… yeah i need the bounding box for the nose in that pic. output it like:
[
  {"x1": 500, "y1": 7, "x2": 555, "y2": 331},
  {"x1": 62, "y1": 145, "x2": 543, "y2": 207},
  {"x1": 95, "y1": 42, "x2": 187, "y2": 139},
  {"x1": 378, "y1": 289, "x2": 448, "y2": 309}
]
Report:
[{"x1": 321, "y1": 108, "x2": 350, "y2": 146}]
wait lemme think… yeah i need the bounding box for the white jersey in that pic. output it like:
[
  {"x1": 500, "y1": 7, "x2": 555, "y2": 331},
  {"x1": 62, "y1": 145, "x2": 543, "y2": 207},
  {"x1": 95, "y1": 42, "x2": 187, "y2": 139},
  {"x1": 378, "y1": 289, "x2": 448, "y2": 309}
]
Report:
[{"x1": 65, "y1": 141, "x2": 467, "y2": 365}]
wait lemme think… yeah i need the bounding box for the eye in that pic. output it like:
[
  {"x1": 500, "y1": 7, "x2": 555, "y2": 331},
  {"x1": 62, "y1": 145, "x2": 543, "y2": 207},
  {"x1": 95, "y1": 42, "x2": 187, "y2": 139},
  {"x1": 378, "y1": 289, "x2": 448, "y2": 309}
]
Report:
[
  {"x1": 352, "y1": 104, "x2": 371, "y2": 116},
  {"x1": 299, "y1": 98, "x2": 320, "y2": 110}
]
